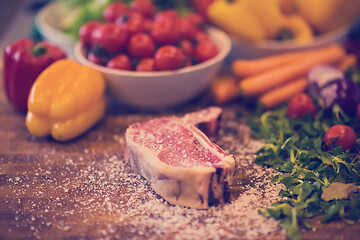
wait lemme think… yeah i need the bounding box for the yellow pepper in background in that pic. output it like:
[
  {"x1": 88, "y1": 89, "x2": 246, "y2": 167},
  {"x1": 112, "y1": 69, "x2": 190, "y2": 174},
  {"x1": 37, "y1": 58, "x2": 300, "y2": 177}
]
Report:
[
  {"x1": 281, "y1": 15, "x2": 314, "y2": 43},
  {"x1": 26, "y1": 59, "x2": 106, "y2": 141},
  {"x1": 206, "y1": 0, "x2": 314, "y2": 43},
  {"x1": 207, "y1": 0, "x2": 266, "y2": 43},
  {"x1": 296, "y1": 0, "x2": 360, "y2": 34},
  {"x1": 246, "y1": 0, "x2": 285, "y2": 39}
]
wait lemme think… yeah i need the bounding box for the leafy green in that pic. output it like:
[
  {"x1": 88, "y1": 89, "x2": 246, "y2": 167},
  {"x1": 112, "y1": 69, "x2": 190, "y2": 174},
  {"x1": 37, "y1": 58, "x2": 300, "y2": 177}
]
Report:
[
  {"x1": 58, "y1": 0, "x2": 115, "y2": 39},
  {"x1": 245, "y1": 100, "x2": 360, "y2": 240},
  {"x1": 56, "y1": 0, "x2": 194, "y2": 39}
]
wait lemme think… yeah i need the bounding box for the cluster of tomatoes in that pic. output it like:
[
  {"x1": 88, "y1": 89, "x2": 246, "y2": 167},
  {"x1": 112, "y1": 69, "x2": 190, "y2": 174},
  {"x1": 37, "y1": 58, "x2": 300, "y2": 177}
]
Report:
[
  {"x1": 79, "y1": 0, "x2": 219, "y2": 71},
  {"x1": 286, "y1": 93, "x2": 358, "y2": 152}
]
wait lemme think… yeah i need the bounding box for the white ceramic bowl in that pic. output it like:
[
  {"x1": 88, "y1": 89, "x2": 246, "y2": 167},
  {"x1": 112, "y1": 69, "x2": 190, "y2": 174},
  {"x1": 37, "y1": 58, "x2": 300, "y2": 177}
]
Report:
[
  {"x1": 74, "y1": 27, "x2": 231, "y2": 109},
  {"x1": 227, "y1": 25, "x2": 349, "y2": 61},
  {"x1": 34, "y1": 1, "x2": 75, "y2": 59}
]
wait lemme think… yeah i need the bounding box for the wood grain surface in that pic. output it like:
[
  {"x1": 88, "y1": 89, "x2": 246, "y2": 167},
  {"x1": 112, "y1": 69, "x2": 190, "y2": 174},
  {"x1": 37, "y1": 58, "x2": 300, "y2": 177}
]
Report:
[
  {"x1": 0, "y1": 64, "x2": 359, "y2": 240},
  {"x1": 0, "y1": 1, "x2": 359, "y2": 238}
]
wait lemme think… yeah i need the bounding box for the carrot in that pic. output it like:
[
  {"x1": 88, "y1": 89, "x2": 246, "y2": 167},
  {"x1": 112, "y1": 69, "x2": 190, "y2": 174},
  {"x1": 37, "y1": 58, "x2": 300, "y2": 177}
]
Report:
[
  {"x1": 212, "y1": 76, "x2": 239, "y2": 104},
  {"x1": 232, "y1": 48, "x2": 329, "y2": 78},
  {"x1": 336, "y1": 54, "x2": 357, "y2": 72},
  {"x1": 259, "y1": 77, "x2": 307, "y2": 109},
  {"x1": 239, "y1": 44, "x2": 345, "y2": 97}
]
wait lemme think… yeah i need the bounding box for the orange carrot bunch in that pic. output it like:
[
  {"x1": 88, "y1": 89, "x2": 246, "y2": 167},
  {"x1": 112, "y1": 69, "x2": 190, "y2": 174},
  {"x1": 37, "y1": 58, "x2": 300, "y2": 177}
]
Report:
[{"x1": 212, "y1": 43, "x2": 357, "y2": 109}]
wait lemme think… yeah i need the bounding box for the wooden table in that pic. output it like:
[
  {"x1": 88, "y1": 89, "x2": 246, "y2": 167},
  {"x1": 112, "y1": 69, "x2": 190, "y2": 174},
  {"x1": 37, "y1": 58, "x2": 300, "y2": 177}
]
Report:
[
  {"x1": 0, "y1": 66, "x2": 359, "y2": 240},
  {"x1": 0, "y1": 3, "x2": 359, "y2": 239}
]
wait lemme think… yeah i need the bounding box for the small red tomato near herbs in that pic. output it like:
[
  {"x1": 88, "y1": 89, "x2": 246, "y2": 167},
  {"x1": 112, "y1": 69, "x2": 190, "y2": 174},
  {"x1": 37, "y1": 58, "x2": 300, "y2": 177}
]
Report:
[
  {"x1": 107, "y1": 54, "x2": 132, "y2": 71},
  {"x1": 324, "y1": 125, "x2": 357, "y2": 152},
  {"x1": 154, "y1": 45, "x2": 185, "y2": 70},
  {"x1": 92, "y1": 23, "x2": 128, "y2": 53},
  {"x1": 287, "y1": 93, "x2": 316, "y2": 119}
]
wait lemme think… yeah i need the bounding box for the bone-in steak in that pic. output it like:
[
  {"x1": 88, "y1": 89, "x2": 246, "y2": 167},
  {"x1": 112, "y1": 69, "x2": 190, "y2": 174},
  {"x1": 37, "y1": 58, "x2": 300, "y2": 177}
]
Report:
[{"x1": 125, "y1": 108, "x2": 235, "y2": 209}]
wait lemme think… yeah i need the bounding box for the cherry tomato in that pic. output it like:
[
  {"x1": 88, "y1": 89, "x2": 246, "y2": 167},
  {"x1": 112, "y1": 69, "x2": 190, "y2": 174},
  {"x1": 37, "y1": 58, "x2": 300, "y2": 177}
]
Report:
[
  {"x1": 143, "y1": 19, "x2": 153, "y2": 33},
  {"x1": 194, "y1": 40, "x2": 218, "y2": 62},
  {"x1": 287, "y1": 93, "x2": 317, "y2": 119},
  {"x1": 154, "y1": 45, "x2": 184, "y2": 70},
  {"x1": 183, "y1": 58, "x2": 193, "y2": 68},
  {"x1": 185, "y1": 13, "x2": 205, "y2": 27},
  {"x1": 179, "y1": 39, "x2": 194, "y2": 57},
  {"x1": 115, "y1": 12, "x2": 145, "y2": 35},
  {"x1": 91, "y1": 23, "x2": 129, "y2": 53},
  {"x1": 103, "y1": 2, "x2": 128, "y2": 22},
  {"x1": 136, "y1": 58, "x2": 156, "y2": 71},
  {"x1": 150, "y1": 18, "x2": 180, "y2": 45},
  {"x1": 106, "y1": 54, "x2": 132, "y2": 71},
  {"x1": 130, "y1": 0, "x2": 155, "y2": 18},
  {"x1": 194, "y1": 30, "x2": 210, "y2": 43},
  {"x1": 175, "y1": 18, "x2": 197, "y2": 40},
  {"x1": 127, "y1": 33, "x2": 155, "y2": 58},
  {"x1": 324, "y1": 125, "x2": 357, "y2": 152},
  {"x1": 154, "y1": 9, "x2": 179, "y2": 22},
  {"x1": 357, "y1": 102, "x2": 360, "y2": 121},
  {"x1": 191, "y1": 0, "x2": 215, "y2": 19},
  {"x1": 79, "y1": 21, "x2": 101, "y2": 47}
]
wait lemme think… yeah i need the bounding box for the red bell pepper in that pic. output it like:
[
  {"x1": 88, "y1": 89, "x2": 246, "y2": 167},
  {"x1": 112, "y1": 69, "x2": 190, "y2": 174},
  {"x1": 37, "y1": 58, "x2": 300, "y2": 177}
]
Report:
[{"x1": 3, "y1": 39, "x2": 66, "y2": 112}]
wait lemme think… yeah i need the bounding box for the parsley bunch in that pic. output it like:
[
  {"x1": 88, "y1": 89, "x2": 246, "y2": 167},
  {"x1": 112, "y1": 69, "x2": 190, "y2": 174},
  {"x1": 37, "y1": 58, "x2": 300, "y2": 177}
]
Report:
[{"x1": 247, "y1": 104, "x2": 360, "y2": 240}]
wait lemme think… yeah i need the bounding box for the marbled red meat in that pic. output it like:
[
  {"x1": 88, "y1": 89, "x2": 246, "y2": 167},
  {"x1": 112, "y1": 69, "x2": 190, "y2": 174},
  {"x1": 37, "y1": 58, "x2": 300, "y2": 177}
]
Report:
[{"x1": 125, "y1": 107, "x2": 235, "y2": 209}]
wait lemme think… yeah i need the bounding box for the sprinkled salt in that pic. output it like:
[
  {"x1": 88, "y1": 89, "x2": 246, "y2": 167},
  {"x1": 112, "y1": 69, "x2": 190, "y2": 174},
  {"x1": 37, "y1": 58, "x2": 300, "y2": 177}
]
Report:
[{"x1": 5, "y1": 111, "x2": 285, "y2": 240}]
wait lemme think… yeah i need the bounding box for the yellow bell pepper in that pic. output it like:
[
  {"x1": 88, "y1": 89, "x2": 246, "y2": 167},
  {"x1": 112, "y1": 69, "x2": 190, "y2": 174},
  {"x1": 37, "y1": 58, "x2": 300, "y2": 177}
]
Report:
[
  {"x1": 246, "y1": 0, "x2": 286, "y2": 39},
  {"x1": 206, "y1": 0, "x2": 313, "y2": 43},
  {"x1": 207, "y1": 0, "x2": 266, "y2": 43},
  {"x1": 280, "y1": 15, "x2": 314, "y2": 43},
  {"x1": 26, "y1": 59, "x2": 106, "y2": 141},
  {"x1": 296, "y1": 0, "x2": 360, "y2": 33}
]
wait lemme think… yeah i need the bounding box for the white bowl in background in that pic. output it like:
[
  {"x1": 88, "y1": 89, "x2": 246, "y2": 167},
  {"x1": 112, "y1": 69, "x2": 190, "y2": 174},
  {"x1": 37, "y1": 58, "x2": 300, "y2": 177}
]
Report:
[
  {"x1": 227, "y1": 25, "x2": 349, "y2": 61},
  {"x1": 34, "y1": 1, "x2": 75, "y2": 59},
  {"x1": 74, "y1": 27, "x2": 231, "y2": 109}
]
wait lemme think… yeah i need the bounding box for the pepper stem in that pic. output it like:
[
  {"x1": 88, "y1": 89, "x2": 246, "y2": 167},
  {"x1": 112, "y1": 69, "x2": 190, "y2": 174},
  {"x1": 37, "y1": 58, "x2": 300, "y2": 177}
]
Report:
[{"x1": 32, "y1": 44, "x2": 47, "y2": 57}]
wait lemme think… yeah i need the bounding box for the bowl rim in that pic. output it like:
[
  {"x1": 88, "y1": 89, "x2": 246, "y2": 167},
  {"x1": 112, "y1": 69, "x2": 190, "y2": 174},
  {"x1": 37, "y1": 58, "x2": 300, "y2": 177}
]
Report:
[
  {"x1": 74, "y1": 27, "x2": 232, "y2": 77},
  {"x1": 231, "y1": 24, "x2": 349, "y2": 50},
  {"x1": 34, "y1": 0, "x2": 74, "y2": 43}
]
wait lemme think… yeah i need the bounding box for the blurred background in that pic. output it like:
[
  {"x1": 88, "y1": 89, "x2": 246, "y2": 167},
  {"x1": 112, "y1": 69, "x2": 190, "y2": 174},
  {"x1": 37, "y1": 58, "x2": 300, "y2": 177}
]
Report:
[
  {"x1": 0, "y1": 1, "x2": 26, "y2": 39},
  {"x1": 0, "y1": 0, "x2": 49, "y2": 49}
]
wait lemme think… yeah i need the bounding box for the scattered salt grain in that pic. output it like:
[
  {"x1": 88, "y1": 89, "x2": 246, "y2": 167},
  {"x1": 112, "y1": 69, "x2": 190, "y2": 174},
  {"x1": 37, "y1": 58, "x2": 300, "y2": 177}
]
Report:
[{"x1": 5, "y1": 111, "x2": 285, "y2": 240}]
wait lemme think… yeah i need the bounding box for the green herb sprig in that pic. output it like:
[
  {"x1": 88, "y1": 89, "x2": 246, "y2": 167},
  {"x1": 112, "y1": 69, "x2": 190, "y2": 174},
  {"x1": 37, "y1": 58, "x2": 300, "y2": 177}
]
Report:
[{"x1": 246, "y1": 103, "x2": 360, "y2": 240}]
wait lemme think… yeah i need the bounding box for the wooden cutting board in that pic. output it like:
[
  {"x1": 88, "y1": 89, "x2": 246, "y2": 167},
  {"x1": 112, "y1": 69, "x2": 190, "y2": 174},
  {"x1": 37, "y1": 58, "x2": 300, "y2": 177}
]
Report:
[{"x1": 0, "y1": 69, "x2": 359, "y2": 240}]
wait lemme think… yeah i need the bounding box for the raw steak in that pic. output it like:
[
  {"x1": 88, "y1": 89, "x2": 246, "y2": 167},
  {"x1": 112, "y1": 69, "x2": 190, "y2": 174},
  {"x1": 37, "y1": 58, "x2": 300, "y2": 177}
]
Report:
[
  {"x1": 182, "y1": 106, "x2": 222, "y2": 141},
  {"x1": 124, "y1": 107, "x2": 235, "y2": 209}
]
